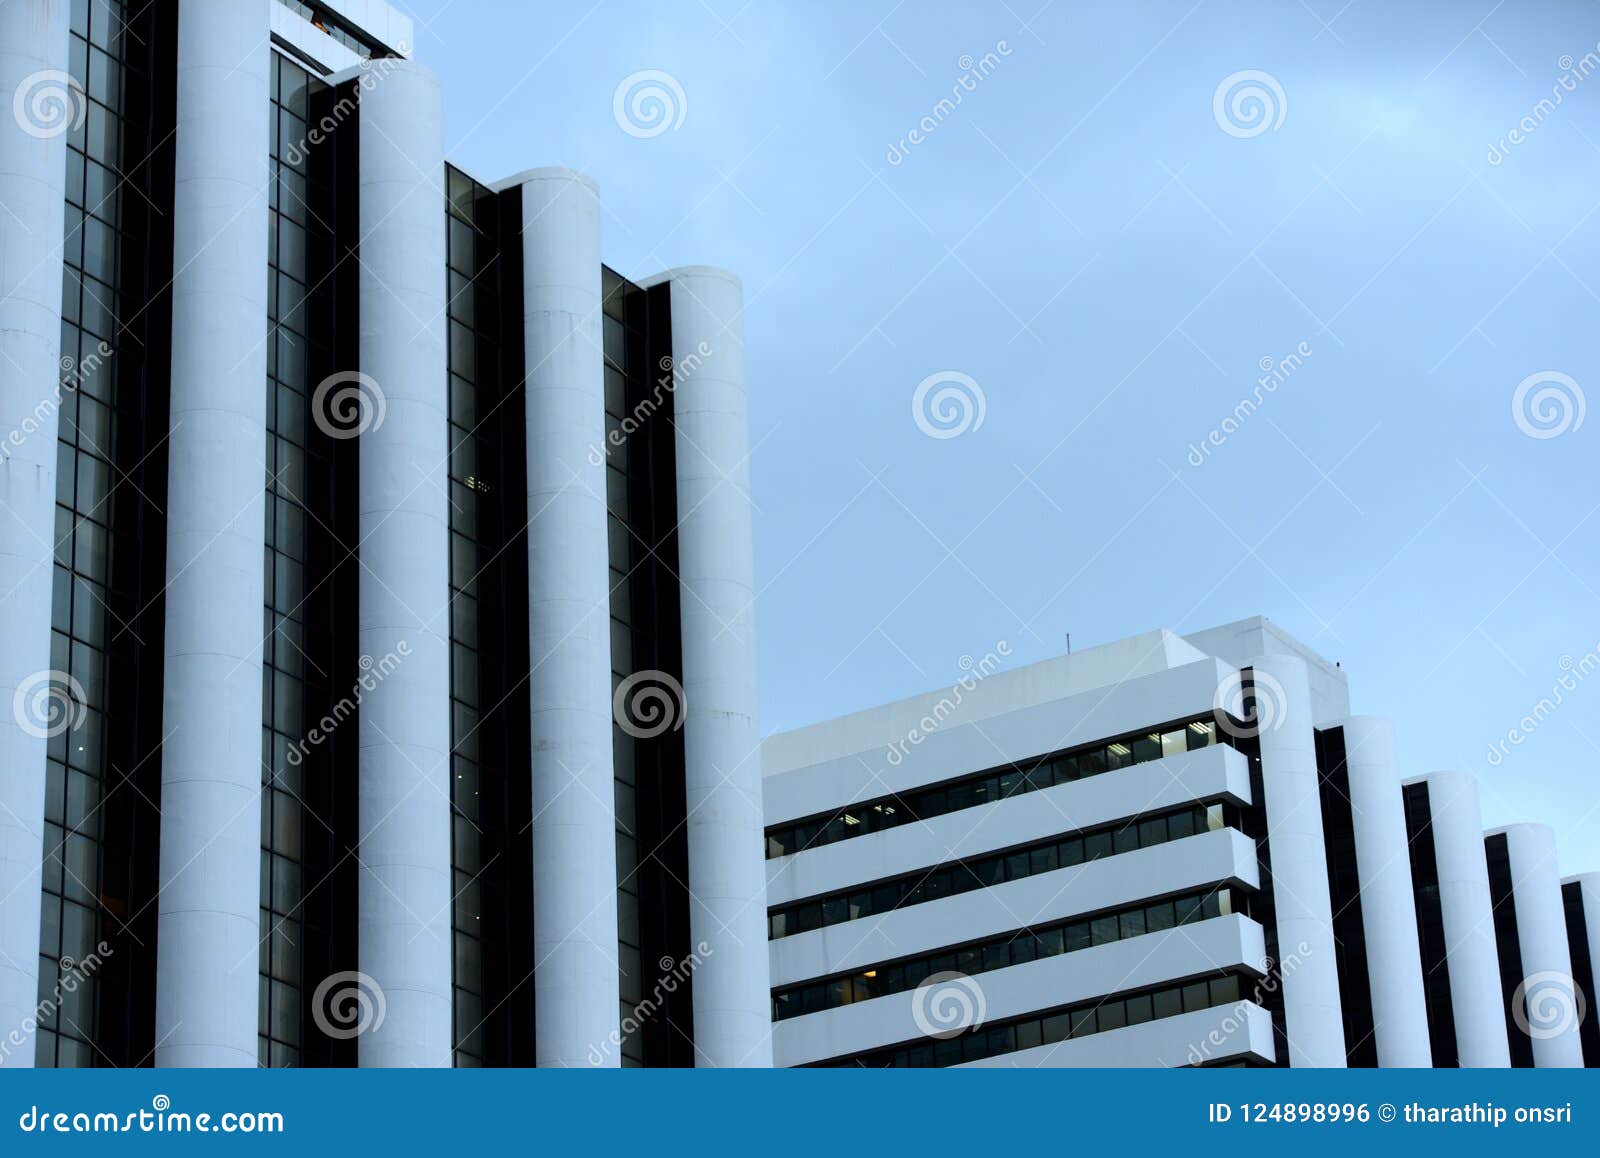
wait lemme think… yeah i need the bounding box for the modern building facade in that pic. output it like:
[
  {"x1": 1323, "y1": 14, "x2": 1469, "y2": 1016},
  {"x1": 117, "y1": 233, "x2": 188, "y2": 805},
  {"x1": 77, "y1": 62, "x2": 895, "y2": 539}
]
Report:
[
  {"x1": 0, "y1": 0, "x2": 768, "y2": 1068},
  {"x1": 762, "y1": 617, "x2": 1600, "y2": 1068}
]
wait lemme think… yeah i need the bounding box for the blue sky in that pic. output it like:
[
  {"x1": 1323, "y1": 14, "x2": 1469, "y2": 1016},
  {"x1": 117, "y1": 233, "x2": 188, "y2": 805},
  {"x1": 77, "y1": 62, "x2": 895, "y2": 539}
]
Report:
[{"x1": 403, "y1": 0, "x2": 1600, "y2": 872}]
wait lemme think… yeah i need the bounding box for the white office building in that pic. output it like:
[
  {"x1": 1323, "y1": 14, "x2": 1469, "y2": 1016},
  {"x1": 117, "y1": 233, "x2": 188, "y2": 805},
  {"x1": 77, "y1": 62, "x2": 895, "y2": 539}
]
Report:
[
  {"x1": 0, "y1": 0, "x2": 766, "y2": 1068},
  {"x1": 762, "y1": 617, "x2": 1600, "y2": 1068}
]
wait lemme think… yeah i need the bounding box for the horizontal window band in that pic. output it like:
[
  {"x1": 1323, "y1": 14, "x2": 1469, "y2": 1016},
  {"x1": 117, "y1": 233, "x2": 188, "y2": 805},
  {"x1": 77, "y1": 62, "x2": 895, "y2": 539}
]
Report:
[
  {"x1": 769, "y1": 800, "x2": 1242, "y2": 939},
  {"x1": 773, "y1": 884, "x2": 1249, "y2": 1022},
  {"x1": 810, "y1": 969, "x2": 1259, "y2": 1068},
  {"x1": 766, "y1": 716, "x2": 1226, "y2": 860}
]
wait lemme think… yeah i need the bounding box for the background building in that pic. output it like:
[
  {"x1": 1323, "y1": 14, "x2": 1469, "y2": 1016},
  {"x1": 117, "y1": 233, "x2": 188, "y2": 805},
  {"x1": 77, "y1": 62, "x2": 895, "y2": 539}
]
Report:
[
  {"x1": 0, "y1": 0, "x2": 767, "y2": 1068},
  {"x1": 762, "y1": 616, "x2": 1598, "y2": 1068}
]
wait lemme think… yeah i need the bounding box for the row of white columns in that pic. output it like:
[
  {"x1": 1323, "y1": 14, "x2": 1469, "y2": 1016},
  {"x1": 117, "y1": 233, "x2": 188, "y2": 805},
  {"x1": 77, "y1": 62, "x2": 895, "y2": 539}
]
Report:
[
  {"x1": 0, "y1": 0, "x2": 770, "y2": 1067},
  {"x1": 507, "y1": 173, "x2": 771, "y2": 1065},
  {"x1": 1251, "y1": 656, "x2": 1589, "y2": 1068},
  {"x1": 161, "y1": 10, "x2": 769, "y2": 1066}
]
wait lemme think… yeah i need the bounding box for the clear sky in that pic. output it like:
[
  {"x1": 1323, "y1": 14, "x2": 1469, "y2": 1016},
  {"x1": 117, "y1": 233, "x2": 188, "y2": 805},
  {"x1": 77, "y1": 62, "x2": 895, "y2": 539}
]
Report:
[{"x1": 401, "y1": 0, "x2": 1600, "y2": 873}]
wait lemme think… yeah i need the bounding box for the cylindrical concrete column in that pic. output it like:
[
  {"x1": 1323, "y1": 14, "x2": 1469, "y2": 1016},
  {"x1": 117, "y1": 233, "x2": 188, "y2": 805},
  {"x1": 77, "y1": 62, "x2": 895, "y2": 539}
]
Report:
[
  {"x1": 660, "y1": 268, "x2": 771, "y2": 1067},
  {"x1": 355, "y1": 60, "x2": 452, "y2": 1068},
  {"x1": 0, "y1": 0, "x2": 71, "y2": 1070},
  {"x1": 514, "y1": 168, "x2": 619, "y2": 1067},
  {"x1": 155, "y1": 0, "x2": 271, "y2": 1068},
  {"x1": 1413, "y1": 771, "x2": 1510, "y2": 1066},
  {"x1": 1341, "y1": 716, "x2": 1431, "y2": 1066},
  {"x1": 1495, "y1": 824, "x2": 1583, "y2": 1067},
  {"x1": 1248, "y1": 655, "x2": 1345, "y2": 1067}
]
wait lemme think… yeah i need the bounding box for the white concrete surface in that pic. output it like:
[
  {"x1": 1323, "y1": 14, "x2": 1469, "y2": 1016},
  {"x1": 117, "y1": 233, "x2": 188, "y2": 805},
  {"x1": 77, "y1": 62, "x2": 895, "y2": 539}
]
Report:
[
  {"x1": 656, "y1": 267, "x2": 771, "y2": 1066},
  {"x1": 1408, "y1": 771, "x2": 1510, "y2": 1067},
  {"x1": 355, "y1": 57, "x2": 452, "y2": 1068},
  {"x1": 1341, "y1": 716, "x2": 1431, "y2": 1066},
  {"x1": 156, "y1": 0, "x2": 272, "y2": 1068},
  {"x1": 514, "y1": 168, "x2": 620, "y2": 1067},
  {"x1": 1250, "y1": 654, "x2": 1345, "y2": 1067}
]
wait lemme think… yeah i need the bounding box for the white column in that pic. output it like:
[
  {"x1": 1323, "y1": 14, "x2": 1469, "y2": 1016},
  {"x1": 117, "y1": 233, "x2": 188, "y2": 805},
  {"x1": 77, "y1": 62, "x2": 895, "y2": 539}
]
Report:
[
  {"x1": 1248, "y1": 655, "x2": 1345, "y2": 1067},
  {"x1": 155, "y1": 0, "x2": 271, "y2": 1068},
  {"x1": 355, "y1": 60, "x2": 452, "y2": 1067},
  {"x1": 659, "y1": 268, "x2": 771, "y2": 1067},
  {"x1": 1565, "y1": 872, "x2": 1600, "y2": 1034},
  {"x1": 1495, "y1": 824, "x2": 1583, "y2": 1067},
  {"x1": 1341, "y1": 716, "x2": 1431, "y2": 1066},
  {"x1": 511, "y1": 168, "x2": 618, "y2": 1067},
  {"x1": 1411, "y1": 771, "x2": 1510, "y2": 1066},
  {"x1": 0, "y1": 0, "x2": 71, "y2": 1069}
]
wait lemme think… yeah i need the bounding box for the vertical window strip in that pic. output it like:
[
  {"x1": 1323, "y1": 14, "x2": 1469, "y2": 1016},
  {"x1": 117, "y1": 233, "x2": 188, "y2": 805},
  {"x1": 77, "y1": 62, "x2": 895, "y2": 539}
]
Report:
[
  {"x1": 36, "y1": 0, "x2": 136, "y2": 1069},
  {"x1": 446, "y1": 164, "x2": 494, "y2": 1067},
  {"x1": 603, "y1": 269, "x2": 648, "y2": 1067},
  {"x1": 259, "y1": 50, "x2": 335, "y2": 1067}
]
